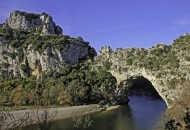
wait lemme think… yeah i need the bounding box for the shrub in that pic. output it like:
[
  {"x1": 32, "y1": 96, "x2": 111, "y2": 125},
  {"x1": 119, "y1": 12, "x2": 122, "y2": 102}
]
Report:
[
  {"x1": 185, "y1": 56, "x2": 190, "y2": 61},
  {"x1": 126, "y1": 58, "x2": 133, "y2": 65},
  {"x1": 103, "y1": 60, "x2": 112, "y2": 70}
]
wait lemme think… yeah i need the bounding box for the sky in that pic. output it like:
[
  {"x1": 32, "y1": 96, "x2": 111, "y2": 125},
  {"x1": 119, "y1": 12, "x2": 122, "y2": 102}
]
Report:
[{"x1": 1, "y1": 0, "x2": 190, "y2": 51}]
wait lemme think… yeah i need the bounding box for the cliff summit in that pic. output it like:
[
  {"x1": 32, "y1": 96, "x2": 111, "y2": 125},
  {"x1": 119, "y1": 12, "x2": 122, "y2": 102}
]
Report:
[
  {"x1": 0, "y1": 10, "x2": 96, "y2": 78},
  {"x1": 4, "y1": 10, "x2": 63, "y2": 35}
]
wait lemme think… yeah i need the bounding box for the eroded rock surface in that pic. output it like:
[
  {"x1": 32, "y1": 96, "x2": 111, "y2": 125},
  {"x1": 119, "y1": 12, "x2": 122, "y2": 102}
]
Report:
[
  {"x1": 94, "y1": 36, "x2": 190, "y2": 106},
  {"x1": 0, "y1": 11, "x2": 96, "y2": 78},
  {"x1": 5, "y1": 10, "x2": 62, "y2": 35}
]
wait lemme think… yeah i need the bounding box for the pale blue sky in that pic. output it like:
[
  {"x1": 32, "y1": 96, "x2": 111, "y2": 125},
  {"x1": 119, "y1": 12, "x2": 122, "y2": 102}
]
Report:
[{"x1": 1, "y1": 0, "x2": 190, "y2": 51}]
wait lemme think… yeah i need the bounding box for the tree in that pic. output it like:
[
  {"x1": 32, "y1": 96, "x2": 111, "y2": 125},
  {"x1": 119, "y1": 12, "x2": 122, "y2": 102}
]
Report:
[
  {"x1": 165, "y1": 119, "x2": 181, "y2": 130},
  {"x1": 57, "y1": 89, "x2": 71, "y2": 105},
  {"x1": 10, "y1": 86, "x2": 28, "y2": 106},
  {"x1": 32, "y1": 107, "x2": 57, "y2": 130},
  {"x1": 103, "y1": 60, "x2": 112, "y2": 70},
  {"x1": 0, "y1": 110, "x2": 31, "y2": 130}
]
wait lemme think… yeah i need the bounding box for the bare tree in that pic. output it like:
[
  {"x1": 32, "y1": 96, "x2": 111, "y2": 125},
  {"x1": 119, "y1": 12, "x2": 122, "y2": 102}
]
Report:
[
  {"x1": 31, "y1": 107, "x2": 57, "y2": 130},
  {"x1": 0, "y1": 110, "x2": 10, "y2": 129},
  {"x1": 0, "y1": 106, "x2": 57, "y2": 130},
  {"x1": 0, "y1": 110, "x2": 32, "y2": 130}
]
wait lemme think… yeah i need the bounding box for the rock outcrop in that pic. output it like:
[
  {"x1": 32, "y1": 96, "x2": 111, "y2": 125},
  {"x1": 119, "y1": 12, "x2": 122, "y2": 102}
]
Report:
[
  {"x1": 0, "y1": 11, "x2": 96, "y2": 78},
  {"x1": 5, "y1": 10, "x2": 62, "y2": 35},
  {"x1": 94, "y1": 36, "x2": 190, "y2": 106},
  {"x1": 0, "y1": 36, "x2": 94, "y2": 78}
]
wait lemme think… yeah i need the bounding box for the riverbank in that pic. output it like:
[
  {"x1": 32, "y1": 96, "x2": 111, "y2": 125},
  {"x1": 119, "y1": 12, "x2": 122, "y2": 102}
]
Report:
[
  {"x1": 1, "y1": 104, "x2": 120, "y2": 129},
  {"x1": 49, "y1": 104, "x2": 100, "y2": 119},
  {"x1": 9, "y1": 104, "x2": 120, "y2": 120}
]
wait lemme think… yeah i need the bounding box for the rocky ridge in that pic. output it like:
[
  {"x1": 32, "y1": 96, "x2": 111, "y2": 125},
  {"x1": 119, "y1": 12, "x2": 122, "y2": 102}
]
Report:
[
  {"x1": 4, "y1": 10, "x2": 62, "y2": 35},
  {"x1": 0, "y1": 11, "x2": 96, "y2": 78},
  {"x1": 94, "y1": 35, "x2": 190, "y2": 106}
]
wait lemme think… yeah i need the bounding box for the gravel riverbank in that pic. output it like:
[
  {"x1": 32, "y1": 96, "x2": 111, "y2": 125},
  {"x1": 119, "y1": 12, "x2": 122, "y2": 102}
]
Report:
[{"x1": 2, "y1": 104, "x2": 120, "y2": 129}]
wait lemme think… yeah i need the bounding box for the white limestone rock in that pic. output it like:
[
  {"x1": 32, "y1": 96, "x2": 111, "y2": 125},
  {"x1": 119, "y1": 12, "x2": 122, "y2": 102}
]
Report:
[{"x1": 5, "y1": 10, "x2": 63, "y2": 35}]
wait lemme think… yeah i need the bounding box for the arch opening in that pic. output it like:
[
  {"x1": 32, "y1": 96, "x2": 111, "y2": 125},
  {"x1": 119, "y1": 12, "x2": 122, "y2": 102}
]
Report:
[
  {"x1": 128, "y1": 76, "x2": 162, "y2": 98},
  {"x1": 114, "y1": 75, "x2": 167, "y2": 106}
]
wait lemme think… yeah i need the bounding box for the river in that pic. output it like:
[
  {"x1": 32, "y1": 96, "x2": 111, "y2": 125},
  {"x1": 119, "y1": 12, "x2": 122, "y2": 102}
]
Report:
[{"x1": 49, "y1": 95, "x2": 167, "y2": 130}]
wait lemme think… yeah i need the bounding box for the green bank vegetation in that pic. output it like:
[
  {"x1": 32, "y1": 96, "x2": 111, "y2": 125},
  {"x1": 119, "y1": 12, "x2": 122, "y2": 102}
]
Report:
[{"x1": 0, "y1": 63, "x2": 116, "y2": 108}]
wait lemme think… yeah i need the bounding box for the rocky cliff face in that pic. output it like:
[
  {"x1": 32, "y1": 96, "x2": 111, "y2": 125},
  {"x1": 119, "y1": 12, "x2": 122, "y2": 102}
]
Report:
[
  {"x1": 5, "y1": 10, "x2": 62, "y2": 35},
  {"x1": 0, "y1": 41, "x2": 90, "y2": 78},
  {"x1": 0, "y1": 11, "x2": 96, "y2": 78},
  {"x1": 94, "y1": 35, "x2": 190, "y2": 106}
]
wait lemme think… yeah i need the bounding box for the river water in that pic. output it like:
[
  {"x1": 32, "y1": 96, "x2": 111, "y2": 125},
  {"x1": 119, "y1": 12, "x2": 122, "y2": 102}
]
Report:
[{"x1": 50, "y1": 95, "x2": 167, "y2": 130}]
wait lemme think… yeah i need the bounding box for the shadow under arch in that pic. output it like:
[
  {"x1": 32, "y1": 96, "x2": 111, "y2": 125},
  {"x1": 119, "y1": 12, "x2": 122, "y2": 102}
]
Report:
[
  {"x1": 117, "y1": 75, "x2": 167, "y2": 105},
  {"x1": 128, "y1": 76, "x2": 162, "y2": 98},
  {"x1": 120, "y1": 76, "x2": 167, "y2": 130}
]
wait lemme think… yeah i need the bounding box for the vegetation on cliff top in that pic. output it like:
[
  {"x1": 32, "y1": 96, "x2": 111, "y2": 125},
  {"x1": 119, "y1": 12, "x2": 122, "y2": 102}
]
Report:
[{"x1": 0, "y1": 24, "x2": 96, "y2": 58}]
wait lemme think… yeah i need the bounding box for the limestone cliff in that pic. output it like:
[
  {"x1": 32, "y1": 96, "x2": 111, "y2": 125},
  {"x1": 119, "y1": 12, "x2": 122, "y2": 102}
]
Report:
[
  {"x1": 0, "y1": 11, "x2": 96, "y2": 78},
  {"x1": 94, "y1": 35, "x2": 190, "y2": 106},
  {"x1": 5, "y1": 10, "x2": 62, "y2": 35}
]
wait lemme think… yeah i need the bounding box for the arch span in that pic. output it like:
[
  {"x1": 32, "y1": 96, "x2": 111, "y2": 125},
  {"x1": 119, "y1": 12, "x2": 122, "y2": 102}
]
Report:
[
  {"x1": 111, "y1": 70, "x2": 169, "y2": 106},
  {"x1": 127, "y1": 76, "x2": 162, "y2": 97}
]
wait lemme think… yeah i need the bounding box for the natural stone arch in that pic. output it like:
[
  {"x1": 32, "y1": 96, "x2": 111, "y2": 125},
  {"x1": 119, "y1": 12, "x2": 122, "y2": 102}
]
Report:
[
  {"x1": 126, "y1": 76, "x2": 162, "y2": 97},
  {"x1": 97, "y1": 45, "x2": 188, "y2": 107},
  {"x1": 111, "y1": 69, "x2": 169, "y2": 106}
]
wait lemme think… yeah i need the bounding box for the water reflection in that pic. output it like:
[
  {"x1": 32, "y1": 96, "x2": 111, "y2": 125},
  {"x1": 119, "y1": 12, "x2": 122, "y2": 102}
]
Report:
[
  {"x1": 128, "y1": 96, "x2": 167, "y2": 130},
  {"x1": 113, "y1": 105, "x2": 136, "y2": 130},
  {"x1": 47, "y1": 96, "x2": 167, "y2": 130},
  {"x1": 91, "y1": 105, "x2": 136, "y2": 130},
  {"x1": 90, "y1": 96, "x2": 166, "y2": 130}
]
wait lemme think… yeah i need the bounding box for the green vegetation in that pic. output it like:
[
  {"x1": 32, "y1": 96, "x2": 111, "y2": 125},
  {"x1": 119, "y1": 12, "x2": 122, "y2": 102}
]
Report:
[
  {"x1": 138, "y1": 46, "x2": 179, "y2": 71},
  {"x1": 126, "y1": 58, "x2": 133, "y2": 65},
  {"x1": 96, "y1": 36, "x2": 184, "y2": 73},
  {"x1": 0, "y1": 63, "x2": 116, "y2": 107},
  {"x1": 0, "y1": 23, "x2": 100, "y2": 107},
  {"x1": 0, "y1": 25, "x2": 95, "y2": 54},
  {"x1": 103, "y1": 60, "x2": 112, "y2": 70}
]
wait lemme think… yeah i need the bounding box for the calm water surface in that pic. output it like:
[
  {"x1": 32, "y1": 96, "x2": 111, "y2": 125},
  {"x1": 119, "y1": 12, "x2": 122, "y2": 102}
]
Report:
[{"x1": 51, "y1": 96, "x2": 167, "y2": 130}]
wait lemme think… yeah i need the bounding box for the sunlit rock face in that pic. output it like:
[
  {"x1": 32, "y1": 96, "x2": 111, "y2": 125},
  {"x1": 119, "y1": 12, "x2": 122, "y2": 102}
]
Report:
[
  {"x1": 0, "y1": 36, "x2": 93, "y2": 78},
  {"x1": 5, "y1": 10, "x2": 62, "y2": 35},
  {"x1": 0, "y1": 11, "x2": 96, "y2": 78},
  {"x1": 95, "y1": 37, "x2": 190, "y2": 106}
]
